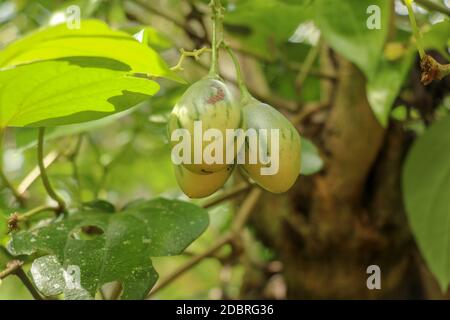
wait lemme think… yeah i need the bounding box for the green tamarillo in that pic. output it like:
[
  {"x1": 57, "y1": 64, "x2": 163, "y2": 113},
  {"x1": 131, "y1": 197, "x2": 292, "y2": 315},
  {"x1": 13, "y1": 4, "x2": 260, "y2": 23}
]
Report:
[
  {"x1": 173, "y1": 164, "x2": 234, "y2": 198},
  {"x1": 168, "y1": 77, "x2": 241, "y2": 175},
  {"x1": 240, "y1": 99, "x2": 302, "y2": 193}
]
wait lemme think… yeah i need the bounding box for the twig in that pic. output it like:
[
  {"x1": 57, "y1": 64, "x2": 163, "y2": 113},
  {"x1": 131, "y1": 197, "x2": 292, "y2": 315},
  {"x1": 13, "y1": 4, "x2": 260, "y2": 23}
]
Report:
[
  {"x1": 38, "y1": 128, "x2": 66, "y2": 213},
  {"x1": 291, "y1": 102, "x2": 328, "y2": 124},
  {"x1": 68, "y1": 134, "x2": 84, "y2": 200},
  {"x1": 18, "y1": 151, "x2": 59, "y2": 195},
  {"x1": 8, "y1": 205, "x2": 58, "y2": 232},
  {"x1": 295, "y1": 38, "x2": 322, "y2": 97},
  {"x1": 0, "y1": 260, "x2": 22, "y2": 279},
  {"x1": 404, "y1": 0, "x2": 425, "y2": 59},
  {"x1": 0, "y1": 260, "x2": 43, "y2": 300},
  {"x1": 0, "y1": 129, "x2": 26, "y2": 206},
  {"x1": 147, "y1": 234, "x2": 232, "y2": 298},
  {"x1": 202, "y1": 182, "x2": 251, "y2": 209},
  {"x1": 146, "y1": 187, "x2": 262, "y2": 299},
  {"x1": 129, "y1": 0, "x2": 335, "y2": 81},
  {"x1": 170, "y1": 47, "x2": 211, "y2": 71},
  {"x1": 420, "y1": 54, "x2": 450, "y2": 85}
]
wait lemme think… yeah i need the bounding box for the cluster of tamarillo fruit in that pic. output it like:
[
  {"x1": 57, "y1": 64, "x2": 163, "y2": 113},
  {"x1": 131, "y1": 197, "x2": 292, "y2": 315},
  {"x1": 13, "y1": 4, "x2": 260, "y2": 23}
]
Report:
[
  {"x1": 167, "y1": 4, "x2": 301, "y2": 199},
  {"x1": 167, "y1": 67, "x2": 302, "y2": 198}
]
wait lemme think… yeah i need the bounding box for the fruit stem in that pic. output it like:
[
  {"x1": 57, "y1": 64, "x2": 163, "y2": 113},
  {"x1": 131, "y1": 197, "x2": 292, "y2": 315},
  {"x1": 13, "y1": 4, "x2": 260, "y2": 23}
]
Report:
[
  {"x1": 170, "y1": 47, "x2": 211, "y2": 72},
  {"x1": 404, "y1": 0, "x2": 426, "y2": 59},
  {"x1": 223, "y1": 43, "x2": 252, "y2": 103},
  {"x1": 209, "y1": 0, "x2": 223, "y2": 77}
]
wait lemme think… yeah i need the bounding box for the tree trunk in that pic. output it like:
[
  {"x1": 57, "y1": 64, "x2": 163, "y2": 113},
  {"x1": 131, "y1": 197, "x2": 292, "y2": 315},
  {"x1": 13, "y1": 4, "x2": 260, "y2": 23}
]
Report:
[{"x1": 241, "y1": 57, "x2": 443, "y2": 299}]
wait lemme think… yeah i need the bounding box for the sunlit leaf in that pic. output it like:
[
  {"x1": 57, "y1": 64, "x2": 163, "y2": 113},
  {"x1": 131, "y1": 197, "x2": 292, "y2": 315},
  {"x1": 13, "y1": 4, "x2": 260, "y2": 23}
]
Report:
[
  {"x1": 0, "y1": 59, "x2": 160, "y2": 128},
  {"x1": 0, "y1": 19, "x2": 182, "y2": 82}
]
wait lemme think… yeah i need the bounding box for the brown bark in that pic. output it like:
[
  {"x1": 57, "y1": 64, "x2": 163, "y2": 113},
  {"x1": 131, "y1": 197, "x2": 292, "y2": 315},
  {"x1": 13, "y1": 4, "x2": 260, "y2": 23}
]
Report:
[{"x1": 241, "y1": 57, "x2": 440, "y2": 299}]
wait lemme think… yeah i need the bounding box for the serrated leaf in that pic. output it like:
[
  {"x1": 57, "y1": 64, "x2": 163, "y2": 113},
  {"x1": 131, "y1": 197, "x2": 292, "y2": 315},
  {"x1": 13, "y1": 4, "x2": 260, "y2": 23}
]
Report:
[
  {"x1": 8, "y1": 198, "x2": 209, "y2": 299},
  {"x1": 0, "y1": 59, "x2": 160, "y2": 128},
  {"x1": 314, "y1": 0, "x2": 390, "y2": 79},
  {"x1": 301, "y1": 137, "x2": 323, "y2": 175},
  {"x1": 403, "y1": 115, "x2": 450, "y2": 292},
  {"x1": 0, "y1": 19, "x2": 181, "y2": 82}
]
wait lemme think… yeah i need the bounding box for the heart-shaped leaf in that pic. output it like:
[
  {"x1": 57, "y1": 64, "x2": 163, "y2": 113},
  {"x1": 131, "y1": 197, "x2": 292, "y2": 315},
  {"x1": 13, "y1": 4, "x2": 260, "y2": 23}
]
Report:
[
  {"x1": 8, "y1": 198, "x2": 209, "y2": 299},
  {"x1": 403, "y1": 116, "x2": 450, "y2": 292}
]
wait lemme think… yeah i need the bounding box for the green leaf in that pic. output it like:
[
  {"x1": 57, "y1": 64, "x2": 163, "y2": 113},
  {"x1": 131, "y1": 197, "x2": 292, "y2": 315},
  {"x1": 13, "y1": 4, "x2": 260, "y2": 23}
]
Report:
[
  {"x1": 403, "y1": 115, "x2": 450, "y2": 292},
  {"x1": 367, "y1": 49, "x2": 415, "y2": 126},
  {"x1": 422, "y1": 20, "x2": 450, "y2": 60},
  {"x1": 301, "y1": 137, "x2": 323, "y2": 175},
  {"x1": 224, "y1": 0, "x2": 312, "y2": 58},
  {"x1": 8, "y1": 198, "x2": 209, "y2": 299},
  {"x1": 14, "y1": 106, "x2": 139, "y2": 150},
  {"x1": 314, "y1": 0, "x2": 390, "y2": 79},
  {"x1": 0, "y1": 19, "x2": 181, "y2": 82},
  {"x1": 0, "y1": 59, "x2": 160, "y2": 128}
]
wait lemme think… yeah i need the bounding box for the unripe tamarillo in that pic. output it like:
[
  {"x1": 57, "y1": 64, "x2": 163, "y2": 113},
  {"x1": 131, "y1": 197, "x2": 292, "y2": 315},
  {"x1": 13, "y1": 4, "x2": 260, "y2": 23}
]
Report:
[
  {"x1": 174, "y1": 164, "x2": 234, "y2": 198},
  {"x1": 168, "y1": 77, "x2": 241, "y2": 174},
  {"x1": 241, "y1": 100, "x2": 301, "y2": 193}
]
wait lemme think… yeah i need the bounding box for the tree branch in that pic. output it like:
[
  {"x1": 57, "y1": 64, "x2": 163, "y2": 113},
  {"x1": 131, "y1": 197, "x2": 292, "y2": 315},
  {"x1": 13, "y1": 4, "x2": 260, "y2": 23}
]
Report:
[
  {"x1": 202, "y1": 182, "x2": 251, "y2": 209},
  {"x1": 146, "y1": 187, "x2": 262, "y2": 299},
  {"x1": 0, "y1": 260, "x2": 43, "y2": 300}
]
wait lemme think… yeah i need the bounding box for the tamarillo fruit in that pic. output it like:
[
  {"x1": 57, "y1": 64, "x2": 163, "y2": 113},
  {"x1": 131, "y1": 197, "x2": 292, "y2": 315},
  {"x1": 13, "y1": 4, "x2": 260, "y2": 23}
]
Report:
[
  {"x1": 240, "y1": 99, "x2": 301, "y2": 193},
  {"x1": 168, "y1": 77, "x2": 241, "y2": 174},
  {"x1": 174, "y1": 164, "x2": 234, "y2": 198}
]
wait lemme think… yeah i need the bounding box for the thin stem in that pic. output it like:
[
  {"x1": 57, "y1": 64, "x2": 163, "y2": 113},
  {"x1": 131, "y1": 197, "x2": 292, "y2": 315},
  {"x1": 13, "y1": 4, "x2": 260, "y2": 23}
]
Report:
[
  {"x1": 68, "y1": 134, "x2": 84, "y2": 201},
  {"x1": 0, "y1": 260, "x2": 22, "y2": 279},
  {"x1": 295, "y1": 38, "x2": 322, "y2": 95},
  {"x1": 223, "y1": 43, "x2": 251, "y2": 103},
  {"x1": 38, "y1": 128, "x2": 66, "y2": 213},
  {"x1": 147, "y1": 234, "x2": 232, "y2": 298},
  {"x1": 170, "y1": 47, "x2": 211, "y2": 72},
  {"x1": 208, "y1": 0, "x2": 222, "y2": 77},
  {"x1": 0, "y1": 129, "x2": 25, "y2": 206},
  {"x1": 146, "y1": 187, "x2": 262, "y2": 299},
  {"x1": 15, "y1": 267, "x2": 44, "y2": 300},
  {"x1": 8, "y1": 205, "x2": 58, "y2": 233},
  {"x1": 18, "y1": 151, "x2": 59, "y2": 195},
  {"x1": 19, "y1": 205, "x2": 57, "y2": 222},
  {"x1": 404, "y1": 0, "x2": 426, "y2": 59},
  {"x1": 0, "y1": 260, "x2": 43, "y2": 300},
  {"x1": 202, "y1": 182, "x2": 251, "y2": 209}
]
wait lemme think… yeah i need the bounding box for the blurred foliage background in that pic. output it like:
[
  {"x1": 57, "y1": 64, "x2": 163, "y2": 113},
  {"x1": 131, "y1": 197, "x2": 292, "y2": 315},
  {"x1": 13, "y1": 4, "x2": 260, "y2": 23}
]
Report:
[{"x1": 0, "y1": 0, "x2": 449, "y2": 299}]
